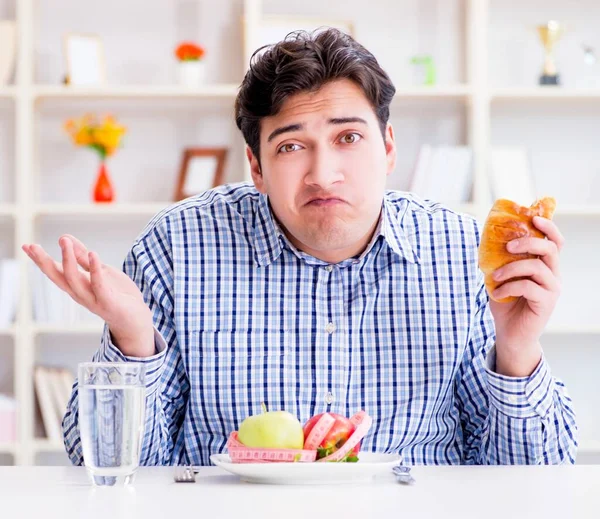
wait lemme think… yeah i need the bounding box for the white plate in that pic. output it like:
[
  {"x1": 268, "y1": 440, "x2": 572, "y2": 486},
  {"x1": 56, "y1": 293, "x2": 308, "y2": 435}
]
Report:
[{"x1": 210, "y1": 452, "x2": 401, "y2": 485}]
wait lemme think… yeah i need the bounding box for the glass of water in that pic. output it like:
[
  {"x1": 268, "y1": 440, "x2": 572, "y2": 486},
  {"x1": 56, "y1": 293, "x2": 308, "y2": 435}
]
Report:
[{"x1": 78, "y1": 362, "x2": 146, "y2": 486}]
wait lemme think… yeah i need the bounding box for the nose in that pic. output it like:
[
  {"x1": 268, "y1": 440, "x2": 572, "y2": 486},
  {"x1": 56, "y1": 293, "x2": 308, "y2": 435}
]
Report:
[{"x1": 304, "y1": 148, "x2": 344, "y2": 189}]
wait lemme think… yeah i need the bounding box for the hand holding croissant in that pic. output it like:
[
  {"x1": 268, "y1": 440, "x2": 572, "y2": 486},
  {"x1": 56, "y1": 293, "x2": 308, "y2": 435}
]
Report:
[{"x1": 478, "y1": 197, "x2": 564, "y2": 377}]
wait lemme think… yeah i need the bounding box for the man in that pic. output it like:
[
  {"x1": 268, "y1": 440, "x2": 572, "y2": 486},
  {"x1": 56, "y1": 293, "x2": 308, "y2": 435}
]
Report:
[{"x1": 23, "y1": 29, "x2": 576, "y2": 466}]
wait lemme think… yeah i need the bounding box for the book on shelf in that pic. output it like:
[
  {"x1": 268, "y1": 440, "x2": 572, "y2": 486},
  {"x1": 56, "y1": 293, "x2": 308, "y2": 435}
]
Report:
[
  {"x1": 488, "y1": 146, "x2": 536, "y2": 206},
  {"x1": 0, "y1": 393, "x2": 17, "y2": 443},
  {"x1": 0, "y1": 259, "x2": 19, "y2": 327},
  {"x1": 408, "y1": 144, "x2": 473, "y2": 205},
  {"x1": 34, "y1": 365, "x2": 75, "y2": 441},
  {"x1": 30, "y1": 265, "x2": 103, "y2": 326}
]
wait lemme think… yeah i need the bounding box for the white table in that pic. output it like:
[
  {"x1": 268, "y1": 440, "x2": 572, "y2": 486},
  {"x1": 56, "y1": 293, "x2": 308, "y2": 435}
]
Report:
[{"x1": 0, "y1": 465, "x2": 599, "y2": 519}]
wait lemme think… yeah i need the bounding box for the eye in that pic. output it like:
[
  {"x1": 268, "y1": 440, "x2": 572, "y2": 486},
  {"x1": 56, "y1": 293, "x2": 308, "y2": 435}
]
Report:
[
  {"x1": 340, "y1": 132, "x2": 362, "y2": 144},
  {"x1": 278, "y1": 143, "x2": 302, "y2": 153}
]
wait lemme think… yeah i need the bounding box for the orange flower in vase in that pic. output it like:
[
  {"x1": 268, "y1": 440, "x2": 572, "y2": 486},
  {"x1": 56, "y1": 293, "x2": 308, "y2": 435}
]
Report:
[
  {"x1": 174, "y1": 41, "x2": 206, "y2": 87},
  {"x1": 64, "y1": 114, "x2": 127, "y2": 203}
]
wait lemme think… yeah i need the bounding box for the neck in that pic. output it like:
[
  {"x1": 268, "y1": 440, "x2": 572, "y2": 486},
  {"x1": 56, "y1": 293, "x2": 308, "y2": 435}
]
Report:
[{"x1": 281, "y1": 211, "x2": 382, "y2": 264}]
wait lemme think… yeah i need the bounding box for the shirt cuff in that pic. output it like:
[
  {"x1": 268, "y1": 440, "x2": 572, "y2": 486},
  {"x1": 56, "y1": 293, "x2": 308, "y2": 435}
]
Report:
[
  {"x1": 484, "y1": 345, "x2": 555, "y2": 420},
  {"x1": 98, "y1": 324, "x2": 168, "y2": 395}
]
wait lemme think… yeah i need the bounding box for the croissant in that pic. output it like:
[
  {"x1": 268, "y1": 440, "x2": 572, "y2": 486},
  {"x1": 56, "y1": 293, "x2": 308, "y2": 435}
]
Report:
[{"x1": 478, "y1": 197, "x2": 557, "y2": 303}]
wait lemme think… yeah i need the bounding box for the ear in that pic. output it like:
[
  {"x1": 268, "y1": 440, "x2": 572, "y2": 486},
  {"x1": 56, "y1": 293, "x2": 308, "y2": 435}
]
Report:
[
  {"x1": 384, "y1": 123, "x2": 396, "y2": 176},
  {"x1": 246, "y1": 146, "x2": 266, "y2": 193}
]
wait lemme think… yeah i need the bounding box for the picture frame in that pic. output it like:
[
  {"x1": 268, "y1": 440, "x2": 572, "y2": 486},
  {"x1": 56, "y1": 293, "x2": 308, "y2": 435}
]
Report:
[
  {"x1": 243, "y1": 15, "x2": 355, "y2": 65},
  {"x1": 174, "y1": 147, "x2": 228, "y2": 201},
  {"x1": 63, "y1": 33, "x2": 106, "y2": 86}
]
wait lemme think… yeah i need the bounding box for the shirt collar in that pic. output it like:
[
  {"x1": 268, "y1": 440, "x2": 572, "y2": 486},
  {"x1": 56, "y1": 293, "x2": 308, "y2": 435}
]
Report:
[
  {"x1": 253, "y1": 192, "x2": 420, "y2": 267},
  {"x1": 380, "y1": 196, "x2": 421, "y2": 264},
  {"x1": 252, "y1": 193, "x2": 284, "y2": 267}
]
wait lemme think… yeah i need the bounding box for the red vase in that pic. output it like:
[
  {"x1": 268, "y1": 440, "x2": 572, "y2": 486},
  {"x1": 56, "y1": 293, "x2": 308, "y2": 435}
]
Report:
[{"x1": 93, "y1": 161, "x2": 115, "y2": 203}]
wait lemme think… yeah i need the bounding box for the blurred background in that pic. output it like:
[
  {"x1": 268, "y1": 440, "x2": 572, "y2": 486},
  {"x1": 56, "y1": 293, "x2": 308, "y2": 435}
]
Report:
[{"x1": 0, "y1": 0, "x2": 598, "y2": 466}]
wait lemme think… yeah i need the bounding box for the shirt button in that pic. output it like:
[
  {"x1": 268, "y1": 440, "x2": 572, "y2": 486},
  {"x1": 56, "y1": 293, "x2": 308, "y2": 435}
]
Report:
[
  {"x1": 508, "y1": 395, "x2": 518, "y2": 404},
  {"x1": 325, "y1": 265, "x2": 333, "y2": 272},
  {"x1": 325, "y1": 392, "x2": 334, "y2": 405},
  {"x1": 325, "y1": 322, "x2": 336, "y2": 334}
]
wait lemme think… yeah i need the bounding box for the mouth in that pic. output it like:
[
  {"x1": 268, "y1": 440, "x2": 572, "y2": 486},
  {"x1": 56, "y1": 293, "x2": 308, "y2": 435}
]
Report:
[{"x1": 305, "y1": 197, "x2": 346, "y2": 207}]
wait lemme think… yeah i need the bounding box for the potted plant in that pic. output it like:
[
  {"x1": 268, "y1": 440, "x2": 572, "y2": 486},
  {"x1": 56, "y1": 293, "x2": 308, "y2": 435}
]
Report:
[
  {"x1": 64, "y1": 114, "x2": 127, "y2": 203},
  {"x1": 175, "y1": 41, "x2": 206, "y2": 87}
]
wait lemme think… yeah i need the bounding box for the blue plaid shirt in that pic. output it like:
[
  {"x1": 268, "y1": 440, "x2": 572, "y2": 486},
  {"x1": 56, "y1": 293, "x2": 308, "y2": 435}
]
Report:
[{"x1": 63, "y1": 182, "x2": 577, "y2": 466}]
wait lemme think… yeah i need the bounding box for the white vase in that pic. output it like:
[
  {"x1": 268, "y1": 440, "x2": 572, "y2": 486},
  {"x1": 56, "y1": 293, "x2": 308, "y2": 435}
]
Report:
[
  {"x1": 177, "y1": 60, "x2": 205, "y2": 88},
  {"x1": 0, "y1": 21, "x2": 17, "y2": 86}
]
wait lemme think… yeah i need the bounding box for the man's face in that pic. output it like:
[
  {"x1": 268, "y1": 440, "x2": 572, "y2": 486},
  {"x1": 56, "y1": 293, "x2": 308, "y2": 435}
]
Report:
[{"x1": 248, "y1": 79, "x2": 396, "y2": 263}]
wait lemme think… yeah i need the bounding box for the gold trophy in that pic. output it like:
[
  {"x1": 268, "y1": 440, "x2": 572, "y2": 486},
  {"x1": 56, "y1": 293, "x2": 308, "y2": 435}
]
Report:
[{"x1": 537, "y1": 21, "x2": 564, "y2": 85}]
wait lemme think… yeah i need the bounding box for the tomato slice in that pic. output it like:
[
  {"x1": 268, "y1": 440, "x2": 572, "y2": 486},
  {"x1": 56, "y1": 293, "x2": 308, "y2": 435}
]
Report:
[{"x1": 302, "y1": 412, "x2": 360, "y2": 461}]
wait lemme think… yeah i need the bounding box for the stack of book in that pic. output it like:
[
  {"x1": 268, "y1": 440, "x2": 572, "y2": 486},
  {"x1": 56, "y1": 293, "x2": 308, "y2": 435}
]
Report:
[
  {"x1": 488, "y1": 146, "x2": 537, "y2": 206},
  {"x1": 34, "y1": 365, "x2": 75, "y2": 441},
  {"x1": 0, "y1": 259, "x2": 19, "y2": 328},
  {"x1": 0, "y1": 393, "x2": 16, "y2": 443},
  {"x1": 30, "y1": 266, "x2": 102, "y2": 325},
  {"x1": 408, "y1": 144, "x2": 473, "y2": 204}
]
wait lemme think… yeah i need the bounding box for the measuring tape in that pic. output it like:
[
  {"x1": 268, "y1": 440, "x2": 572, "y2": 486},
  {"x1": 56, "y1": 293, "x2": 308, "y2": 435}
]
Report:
[{"x1": 227, "y1": 410, "x2": 372, "y2": 464}]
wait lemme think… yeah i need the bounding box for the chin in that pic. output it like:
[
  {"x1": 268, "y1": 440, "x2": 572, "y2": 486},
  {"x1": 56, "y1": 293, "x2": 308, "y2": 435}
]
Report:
[{"x1": 304, "y1": 228, "x2": 355, "y2": 252}]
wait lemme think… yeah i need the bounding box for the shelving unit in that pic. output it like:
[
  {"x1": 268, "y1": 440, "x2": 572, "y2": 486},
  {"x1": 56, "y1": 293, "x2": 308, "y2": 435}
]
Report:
[
  {"x1": 0, "y1": 205, "x2": 16, "y2": 216},
  {"x1": 491, "y1": 88, "x2": 600, "y2": 100},
  {"x1": 32, "y1": 84, "x2": 242, "y2": 100},
  {"x1": 32, "y1": 324, "x2": 103, "y2": 336},
  {"x1": 1, "y1": 0, "x2": 599, "y2": 466},
  {"x1": 33, "y1": 203, "x2": 173, "y2": 217},
  {"x1": 0, "y1": 87, "x2": 16, "y2": 98},
  {"x1": 0, "y1": 327, "x2": 15, "y2": 337}
]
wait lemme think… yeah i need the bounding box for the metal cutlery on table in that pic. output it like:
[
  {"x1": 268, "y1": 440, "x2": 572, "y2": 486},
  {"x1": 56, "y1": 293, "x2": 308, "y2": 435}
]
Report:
[
  {"x1": 392, "y1": 464, "x2": 416, "y2": 485},
  {"x1": 174, "y1": 463, "x2": 416, "y2": 485},
  {"x1": 173, "y1": 465, "x2": 199, "y2": 483}
]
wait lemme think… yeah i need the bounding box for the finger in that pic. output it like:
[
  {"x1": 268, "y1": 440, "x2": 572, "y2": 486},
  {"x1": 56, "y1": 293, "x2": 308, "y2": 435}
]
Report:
[
  {"x1": 532, "y1": 216, "x2": 565, "y2": 252},
  {"x1": 62, "y1": 234, "x2": 91, "y2": 271},
  {"x1": 60, "y1": 237, "x2": 95, "y2": 306},
  {"x1": 88, "y1": 251, "x2": 106, "y2": 306},
  {"x1": 492, "y1": 279, "x2": 548, "y2": 304},
  {"x1": 507, "y1": 237, "x2": 560, "y2": 277},
  {"x1": 26, "y1": 243, "x2": 75, "y2": 296},
  {"x1": 492, "y1": 258, "x2": 558, "y2": 292}
]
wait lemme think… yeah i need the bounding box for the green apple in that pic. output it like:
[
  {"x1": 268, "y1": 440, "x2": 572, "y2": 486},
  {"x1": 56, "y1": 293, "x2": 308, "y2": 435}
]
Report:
[{"x1": 238, "y1": 404, "x2": 304, "y2": 449}]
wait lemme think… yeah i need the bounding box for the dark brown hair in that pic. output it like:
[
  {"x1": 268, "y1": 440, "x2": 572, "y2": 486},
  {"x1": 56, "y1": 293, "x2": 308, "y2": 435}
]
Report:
[{"x1": 234, "y1": 28, "x2": 396, "y2": 162}]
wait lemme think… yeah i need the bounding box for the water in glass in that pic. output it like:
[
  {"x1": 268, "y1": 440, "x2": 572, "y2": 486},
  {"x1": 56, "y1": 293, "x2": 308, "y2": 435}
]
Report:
[{"x1": 78, "y1": 362, "x2": 146, "y2": 486}]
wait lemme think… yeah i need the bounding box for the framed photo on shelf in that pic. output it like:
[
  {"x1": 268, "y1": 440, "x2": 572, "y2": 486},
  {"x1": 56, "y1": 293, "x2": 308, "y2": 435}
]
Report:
[
  {"x1": 174, "y1": 147, "x2": 228, "y2": 201},
  {"x1": 243, "y1": 15, "x2": 354, "y2": 63},
  {"x1": 63, "y1": 33, "x2": 106, "y2": 86}
]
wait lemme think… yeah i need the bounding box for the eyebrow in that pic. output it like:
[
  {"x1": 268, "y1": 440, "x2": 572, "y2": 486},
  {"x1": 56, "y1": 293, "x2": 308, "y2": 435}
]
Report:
[{"x1": 266, "y1": 117, "x2": 368, "y2": 143}]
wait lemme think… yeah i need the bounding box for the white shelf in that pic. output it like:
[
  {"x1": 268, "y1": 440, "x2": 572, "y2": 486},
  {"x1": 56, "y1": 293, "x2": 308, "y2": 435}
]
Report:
[
  {"x1": 0, "y1": 87, "x2": 16, "y2": 99},
  {"x1": 31, "y1": 439, "x2": 64, "y2": 453},
  {"x1": 32, "y1": 83, "x2": 240, "y2": 100},
  {"x1": 0, "y1": 443, "x2": 16, "y2": 455},
  {"x1": 33, "y1": 203, "x2": 172, "y2": 218},
  {"x1": 33, "y1": 324, "x2": 104, "y2": 335},
  {"x1": 579, "y1": 441, "x2": 600, "y2": 454},
  {"x1": 0, "y1": 327, "x2": 16, "y2": 338},
  {"x1": 492, "y1": 87, "x2": 600, "y2": 101},
  {"x1": 555, "y1": 206, "x2": 600, "y2": 217},
  {"x1": 28, "y1": 84, "x2": 472, "y2": 102},
  {"x1": 544, "y1": 326, "x2": 600, "y2": 335},
  {"x1": 452, "y1": 203, "x2": 480, "y2": 214},
  {"x1": 0, "y1": 205, "x2": 16, "y2": 217},
  {"x1": 392, "y1": 84, "x2": 472, "y2": 100}
]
